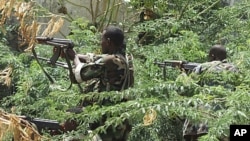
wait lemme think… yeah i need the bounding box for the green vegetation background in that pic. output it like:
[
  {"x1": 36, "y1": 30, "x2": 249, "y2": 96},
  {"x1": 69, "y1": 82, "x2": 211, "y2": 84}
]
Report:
[{"x1": 1, "y1": 0, "x2": 250, "y2": 141}]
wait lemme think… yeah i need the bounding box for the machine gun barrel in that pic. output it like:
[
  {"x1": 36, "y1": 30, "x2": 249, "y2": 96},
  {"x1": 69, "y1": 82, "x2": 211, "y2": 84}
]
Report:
[{"x1": 154, "y1": 59, "x2": 200, "y2": 80}]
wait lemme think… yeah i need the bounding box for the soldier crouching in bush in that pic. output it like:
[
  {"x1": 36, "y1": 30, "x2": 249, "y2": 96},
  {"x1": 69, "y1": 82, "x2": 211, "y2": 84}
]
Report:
[
  {"x1": 183, "y1": 44, "x2": 239, "y2": 141},
  {"x1": 64, "y1": 25, "x2": 134, "y2": 141}
]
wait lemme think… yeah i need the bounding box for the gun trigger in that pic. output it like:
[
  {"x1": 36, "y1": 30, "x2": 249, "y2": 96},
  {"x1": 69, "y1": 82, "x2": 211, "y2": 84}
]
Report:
[{"x1": 50, "y1": 46, "x2": 61, "y2": 65}]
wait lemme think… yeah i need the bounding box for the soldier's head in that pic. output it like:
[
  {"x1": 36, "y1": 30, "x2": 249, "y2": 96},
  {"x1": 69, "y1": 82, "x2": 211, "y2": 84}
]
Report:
[
  {"x1": 208, "y1": 44, "x2": 227, "y2": 61},
  {"x1": 139, "y1": 8, "x2": 160, "y2": 22},
  {"x1": 101, "y1": 25, "x2": 125, "y2": 54}
]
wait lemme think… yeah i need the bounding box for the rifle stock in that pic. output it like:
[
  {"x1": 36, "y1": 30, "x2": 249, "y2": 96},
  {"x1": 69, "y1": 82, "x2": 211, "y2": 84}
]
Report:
[{"x1": 154, "y1": 60, "x2": 200, "y2": 80}]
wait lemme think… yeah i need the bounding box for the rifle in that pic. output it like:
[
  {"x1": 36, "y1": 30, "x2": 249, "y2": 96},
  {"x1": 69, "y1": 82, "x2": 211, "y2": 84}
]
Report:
[
  {"x1": 154, "y1": 60, "x2": 200, "y2": 80},
  {"x1": 35, "y1": 37, "x2": 74, "y2": 66},
  {"x1": 18, "y1": 116, "x2": 64, "y2": 135},
  {"x1": 33, "y1": 37, "x2": 77, "y2": 90}
]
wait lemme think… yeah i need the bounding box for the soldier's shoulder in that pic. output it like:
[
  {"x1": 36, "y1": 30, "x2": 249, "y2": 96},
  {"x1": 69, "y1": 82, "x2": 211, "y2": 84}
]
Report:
[
  {"x1": 201, "y1": 61, "x2": 220, "y2": 66},
  {"x1": 101, "y1": 54, "x2": 126, "y2": 68},
  {"x1": 199, "y1": 61, "x2": 220, "y2": 70},
  {"x1": 219, "y1": 62, "x2": 238, "y2": 72},
  {"x1": 102, "y1": 54, "x2": 125, "y2": 61},
  {"x1": 201, "y1": 60, "x2": 238, "y2": 73}
]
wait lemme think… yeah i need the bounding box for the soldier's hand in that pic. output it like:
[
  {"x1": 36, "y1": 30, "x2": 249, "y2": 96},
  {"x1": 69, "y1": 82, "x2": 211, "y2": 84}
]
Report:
[
  {"x1": 52, "y1": 46, "x2": 66, "y2": 59},
  {"x1": 65, "y1": 48, "x2": 76, "y2": 60}
]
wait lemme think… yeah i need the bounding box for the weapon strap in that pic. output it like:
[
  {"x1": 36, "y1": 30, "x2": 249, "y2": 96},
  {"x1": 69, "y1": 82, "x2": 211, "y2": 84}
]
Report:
[
  {"x1": 62, "y1": 48, "x2": 74, "y2": 90},
  {"x1": 32, "y1": 48, "x2": 55, "y2": 83}
]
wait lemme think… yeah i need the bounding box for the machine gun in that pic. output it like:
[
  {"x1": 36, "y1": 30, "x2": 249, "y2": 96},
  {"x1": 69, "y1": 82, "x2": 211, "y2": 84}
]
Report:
[
  {"x1": 154, "y1": 60, "x2": 200, "y2": 80},
  {"x1": 35, "y1": 37, "x2": 74, "y2": 66},
  {"x1": 32, "y1": 37, "x2": 77, "y2": 90},
  {"x1": 18, "y1": 116, "x2": 64, "y2": 135}
]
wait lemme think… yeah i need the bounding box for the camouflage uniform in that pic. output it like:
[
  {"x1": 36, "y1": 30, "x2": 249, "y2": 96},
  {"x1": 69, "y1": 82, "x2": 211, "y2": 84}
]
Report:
[
  {"x1": 183, "y1": 60, "x2": 238, "y2": 141},
  {"x1": 74, "y1": 53, "x2": 134, "y2": 93},
  {"x1": 193, "y1": 60, "x2": 238, "y2": 74},
  {"x1": 73, "y1": 52, "x2": 133, "y2": 141}
]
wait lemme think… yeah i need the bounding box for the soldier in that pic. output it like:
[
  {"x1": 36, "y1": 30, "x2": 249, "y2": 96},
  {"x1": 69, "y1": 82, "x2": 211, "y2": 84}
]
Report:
[
  {"x1": 183, "y1": 44, "x2": 239, "y2": 141},
  {"x1": 65, "y1": 25, "x2": 134, "y2": 141},
  {"x1": 137, "y1": 8, "x2": 160, "y2": 46},
  {"x1": 193, "y1": 44, "x2": 238, "y2": 74},
  {"x1": 67, "y1": 25, "x2": 134, "y2": 93}
]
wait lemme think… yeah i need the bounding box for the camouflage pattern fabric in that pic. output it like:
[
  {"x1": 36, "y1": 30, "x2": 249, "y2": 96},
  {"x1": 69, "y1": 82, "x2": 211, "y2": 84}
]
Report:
[
  {"x1": 192, "y1": 60, "x2": 239, "y2": 89},
  {"x1": 73, "y1": 53, "x2": 133, "y2": 141},
  {"x1": 193, "y1": 60, "x2": 238, "y2": 74},
  {"x1": 74, "y1": 53, "x2": 133, "y2": 93}
]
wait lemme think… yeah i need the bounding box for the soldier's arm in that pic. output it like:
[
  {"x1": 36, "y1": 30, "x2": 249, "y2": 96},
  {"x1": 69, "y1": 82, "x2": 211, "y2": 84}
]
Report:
[
  {"x1": 193, "y1": 64, "x2": 202, "y2": 74},
  {"x1": 73, "y1": 54, "x2": 108, "y2": 83}
]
